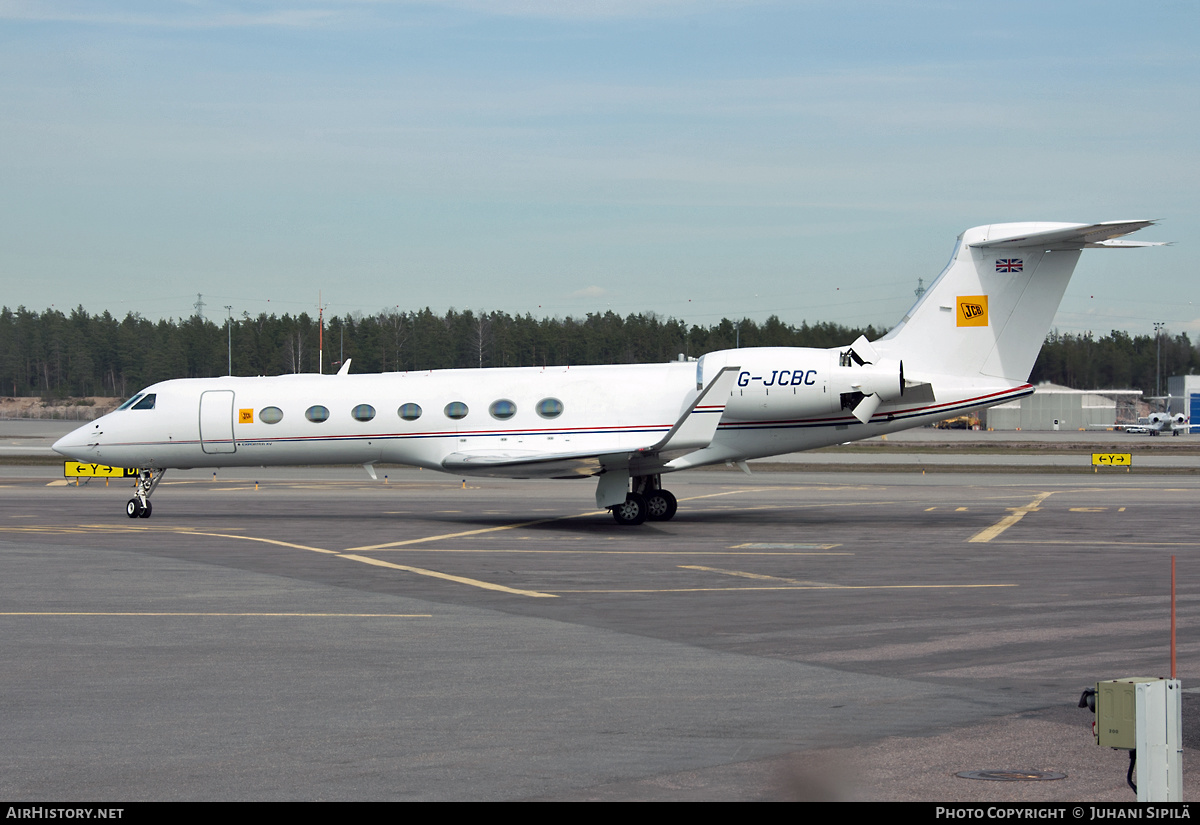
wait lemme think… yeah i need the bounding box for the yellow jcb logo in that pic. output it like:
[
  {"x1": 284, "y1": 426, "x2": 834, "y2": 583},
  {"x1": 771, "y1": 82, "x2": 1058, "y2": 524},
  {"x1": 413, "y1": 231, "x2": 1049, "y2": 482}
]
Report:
[{"x1": 957, "y1": 295, "x2": 988, "y2": 327}]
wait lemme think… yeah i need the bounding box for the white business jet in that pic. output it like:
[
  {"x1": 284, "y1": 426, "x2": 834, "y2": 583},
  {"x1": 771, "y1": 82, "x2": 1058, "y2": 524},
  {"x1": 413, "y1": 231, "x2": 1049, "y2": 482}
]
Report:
[
  {"x1": 1113, "y1": 410, "x2": 1189, "y2": 436},
  {"x1": 54, "y1": 220, "x2": 1163, "y2": 524}
]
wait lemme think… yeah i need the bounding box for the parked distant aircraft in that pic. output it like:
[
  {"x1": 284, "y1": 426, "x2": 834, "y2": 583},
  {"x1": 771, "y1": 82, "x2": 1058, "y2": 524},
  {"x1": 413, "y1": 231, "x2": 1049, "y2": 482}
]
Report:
[
  {"x1": 1113, "y1": 411, "x2": 1189, "y2": 436},
  {"x1": 54, "y1": 220, "x2": 1164, "y2": 524}
]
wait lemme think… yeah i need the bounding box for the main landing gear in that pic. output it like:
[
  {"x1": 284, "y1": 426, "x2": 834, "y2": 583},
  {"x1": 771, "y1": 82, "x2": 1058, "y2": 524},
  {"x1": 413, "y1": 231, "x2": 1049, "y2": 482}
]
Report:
[
  {"x1": 610, "y1": 476, "x2": 678, "y2": 525},
  {"x1": 126, "y1": 468, "x2": 165, "y2": 519}
]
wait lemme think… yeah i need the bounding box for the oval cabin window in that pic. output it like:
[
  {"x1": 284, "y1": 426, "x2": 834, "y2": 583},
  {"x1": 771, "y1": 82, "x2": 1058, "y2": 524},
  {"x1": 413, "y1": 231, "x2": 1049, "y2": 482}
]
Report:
[
  {"x1": 398, "y1": 403, "x2": 423, "y2": 421},
  {"x1": 352, "y1": 404, "x2": 376, "y2": 422},
  {"x1": 305, "y1": 405, "x2": 330, "y2": 423},
  {"x1": 259, "y1": 406, "x2": 283, "y2": 424},
  {"x1": 489, "y1": 399, "x2": 517, "y2": 420},
  {"x1": 444, "y1": 402, "x2": 469, "y2": 420},
  {"x1": 536, "y1": 398, "x2": 564, "y2": 419}
]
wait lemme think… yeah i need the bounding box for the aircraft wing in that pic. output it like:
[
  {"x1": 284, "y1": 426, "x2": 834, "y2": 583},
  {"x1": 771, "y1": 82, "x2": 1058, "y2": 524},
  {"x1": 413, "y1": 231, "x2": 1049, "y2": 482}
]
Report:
[
  {"x1": 440, "y1": 366, "x2": 741, "y2": 479},
  {"x1": 439, "y1": 447, "x2": 622, "y2": 479},
  {"x1": 970, "y1": 220, "x2": 1164, "y2": 250}
]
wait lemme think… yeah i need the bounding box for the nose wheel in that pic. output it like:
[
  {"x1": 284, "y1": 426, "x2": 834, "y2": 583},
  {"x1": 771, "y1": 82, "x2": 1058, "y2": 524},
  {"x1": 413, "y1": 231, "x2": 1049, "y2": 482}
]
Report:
[{"x1": 126, "y1": 498, "x2": 152, "y2": 518}]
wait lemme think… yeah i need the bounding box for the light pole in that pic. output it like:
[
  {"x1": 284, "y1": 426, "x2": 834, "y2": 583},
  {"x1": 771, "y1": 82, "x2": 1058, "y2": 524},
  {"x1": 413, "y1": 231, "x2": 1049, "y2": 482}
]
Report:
[
  {"x1": 1155, "y1": 321, "x2": 1165, "y2": 398},
  {"x1": 225, "y1": 306, "x2": 233, "y2": 376}
]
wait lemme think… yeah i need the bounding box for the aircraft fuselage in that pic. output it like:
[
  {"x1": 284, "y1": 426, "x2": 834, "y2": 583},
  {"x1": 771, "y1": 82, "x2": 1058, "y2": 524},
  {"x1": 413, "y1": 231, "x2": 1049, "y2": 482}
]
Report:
[
  {"x1": 53, "y1": 346, "x2": 1025, "y2": 475},
  {"x1": 52, "y1": 220, "x2": 1161, "y2": 523}
]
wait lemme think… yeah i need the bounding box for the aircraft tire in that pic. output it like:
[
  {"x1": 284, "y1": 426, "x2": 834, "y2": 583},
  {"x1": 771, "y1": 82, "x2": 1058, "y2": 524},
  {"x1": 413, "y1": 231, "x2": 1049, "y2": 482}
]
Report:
[
  {"x1": 126, "y1": 499, "x2": 141, "y2": 519},
  {"x1": 138, "y1": 501, "x2": 152, "y2": 518},
  {"x1": 611, "y1": 493, "x2": 648, "y2": 525},
  {"x1": 645, "y1": 490, "x2": 677, "y2": 521}
]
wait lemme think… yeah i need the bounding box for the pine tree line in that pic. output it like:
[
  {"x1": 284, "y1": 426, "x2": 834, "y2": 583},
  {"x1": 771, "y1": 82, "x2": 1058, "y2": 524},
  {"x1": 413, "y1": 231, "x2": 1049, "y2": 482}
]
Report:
[
  {"x1": 0, "y1": 306, "x2": 881, "y2": 399},
  {"x1": 1, "y1": 304, "x2": 1193, "y2": 399},
  {"x1": 1029, "y1": 329, "x2": 1200, "y2": 395}
]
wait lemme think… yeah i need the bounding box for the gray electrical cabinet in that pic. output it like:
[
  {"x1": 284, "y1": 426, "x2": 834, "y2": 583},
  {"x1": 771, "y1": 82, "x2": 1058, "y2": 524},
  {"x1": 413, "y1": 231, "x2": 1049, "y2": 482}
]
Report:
[{"x1": 1095, "y1": 677, "x2": 1162, "y2": 749}]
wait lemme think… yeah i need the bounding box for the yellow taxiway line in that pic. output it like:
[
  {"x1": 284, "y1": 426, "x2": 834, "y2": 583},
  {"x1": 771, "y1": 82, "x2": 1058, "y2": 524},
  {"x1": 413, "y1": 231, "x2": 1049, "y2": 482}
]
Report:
[
  {"x1": 679, "y1": 564, "x2": 846, "y2": 587},
  {"x1": 552, "y1": 584, "x2": 1018, "y2": 594},
  {"x1": 8, "y1": 485, "x2": 1056, "y2": 596},
  {"x1": 0, "y1": 612, "x2": 430, "y2": 617},
  {"x1": 2, "y1": 521, "x2": 560, "y2": 598},
  {"x1": 342, "y1": 513, "x2": 598, "y2": 552},
  {"x1": 968, "y1": 491, "x2": 1054, "y2": 543},
  {"x1": 340, "y1": 554, "x2": 557, "y2": 598}
]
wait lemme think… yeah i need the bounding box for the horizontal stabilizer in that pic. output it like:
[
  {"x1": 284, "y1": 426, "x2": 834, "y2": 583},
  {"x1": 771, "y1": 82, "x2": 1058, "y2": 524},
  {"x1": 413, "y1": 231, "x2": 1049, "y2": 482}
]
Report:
[{"x1": 970, "y1": 220, "x2": 1161, "y2": 250}]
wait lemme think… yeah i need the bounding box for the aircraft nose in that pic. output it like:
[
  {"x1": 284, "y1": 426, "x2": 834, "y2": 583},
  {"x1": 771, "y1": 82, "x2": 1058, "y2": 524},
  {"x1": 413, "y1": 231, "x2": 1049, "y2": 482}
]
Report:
[{"x1": 53, "y1": 422, "x2": 100, "y2": 460}]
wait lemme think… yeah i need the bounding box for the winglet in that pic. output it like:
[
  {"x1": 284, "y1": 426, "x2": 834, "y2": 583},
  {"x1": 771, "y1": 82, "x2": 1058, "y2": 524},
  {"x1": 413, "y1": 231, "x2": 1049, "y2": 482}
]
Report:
[{"x1": 643, "y1": 366, "x2": 740, "y2": 454}]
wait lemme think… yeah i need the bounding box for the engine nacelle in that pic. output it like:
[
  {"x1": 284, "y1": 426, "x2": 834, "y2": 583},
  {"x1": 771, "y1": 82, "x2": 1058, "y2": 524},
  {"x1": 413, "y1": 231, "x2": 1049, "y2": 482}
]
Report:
[
  {"x1": 841, "y1": 359, "x2": 904, "y2": 401},
  {"x1": 717, "y1": 347, "x2": 906, "y2": 423},
  {"x1": 836, "y1": 358, "x2": 905, "y2": 423}
]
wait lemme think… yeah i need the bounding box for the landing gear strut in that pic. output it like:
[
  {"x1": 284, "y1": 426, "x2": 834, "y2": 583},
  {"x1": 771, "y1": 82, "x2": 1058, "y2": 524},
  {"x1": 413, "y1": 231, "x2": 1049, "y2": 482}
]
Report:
[{"x1": 126, "y1": 468, "x2": 165, "y2": 519}]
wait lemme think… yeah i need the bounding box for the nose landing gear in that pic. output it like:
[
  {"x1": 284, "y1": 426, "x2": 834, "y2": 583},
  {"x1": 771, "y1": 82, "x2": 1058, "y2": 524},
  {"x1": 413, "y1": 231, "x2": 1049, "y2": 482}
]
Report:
[{"x1": 125, "y1": 469, "x2": 165, "y2": 519}]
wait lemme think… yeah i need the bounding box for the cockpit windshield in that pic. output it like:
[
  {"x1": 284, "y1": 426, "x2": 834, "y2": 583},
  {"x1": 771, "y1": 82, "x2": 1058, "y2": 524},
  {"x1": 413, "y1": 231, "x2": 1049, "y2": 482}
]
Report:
[{"x1": 116, "y1": 392, "x2": 156, "y2": 411}]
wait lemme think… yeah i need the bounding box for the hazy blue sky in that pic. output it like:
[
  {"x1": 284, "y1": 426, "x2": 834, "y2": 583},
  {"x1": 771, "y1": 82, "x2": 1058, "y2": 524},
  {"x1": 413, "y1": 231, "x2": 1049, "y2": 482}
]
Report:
[{"x1": 1, "y1": 0, "x2": 1195, "y2": 336}]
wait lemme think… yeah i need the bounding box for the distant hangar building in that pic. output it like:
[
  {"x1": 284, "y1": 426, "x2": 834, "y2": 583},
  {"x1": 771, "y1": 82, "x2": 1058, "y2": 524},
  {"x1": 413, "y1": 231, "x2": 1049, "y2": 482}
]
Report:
[
  {"x1": 1167, "y1": 375, "x2": 1200, "y2": 433},
  {"x1": 984, "y1": 382, "x2": 1141, "y2": 431}
]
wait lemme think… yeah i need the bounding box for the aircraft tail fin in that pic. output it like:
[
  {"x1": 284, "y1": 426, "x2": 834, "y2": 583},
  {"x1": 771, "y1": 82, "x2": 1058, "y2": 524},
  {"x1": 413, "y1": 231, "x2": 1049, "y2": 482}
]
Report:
[{"x1": 875, "y1": 221, "x2": 1161, "y2": 383}]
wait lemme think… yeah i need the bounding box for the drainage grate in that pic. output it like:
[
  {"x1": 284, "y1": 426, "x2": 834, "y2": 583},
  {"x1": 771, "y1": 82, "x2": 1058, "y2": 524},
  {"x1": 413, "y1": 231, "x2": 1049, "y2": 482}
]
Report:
[{"x1": 956, "y1": 770, "x2": 1066, "y2": 782}]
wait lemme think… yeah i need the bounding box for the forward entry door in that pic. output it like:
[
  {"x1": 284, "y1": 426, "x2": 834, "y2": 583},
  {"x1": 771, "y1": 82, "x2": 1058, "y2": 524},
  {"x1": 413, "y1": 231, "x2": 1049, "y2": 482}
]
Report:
[{"x1": 199, "y1": 390, "x2": 237, "y2": 454}]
